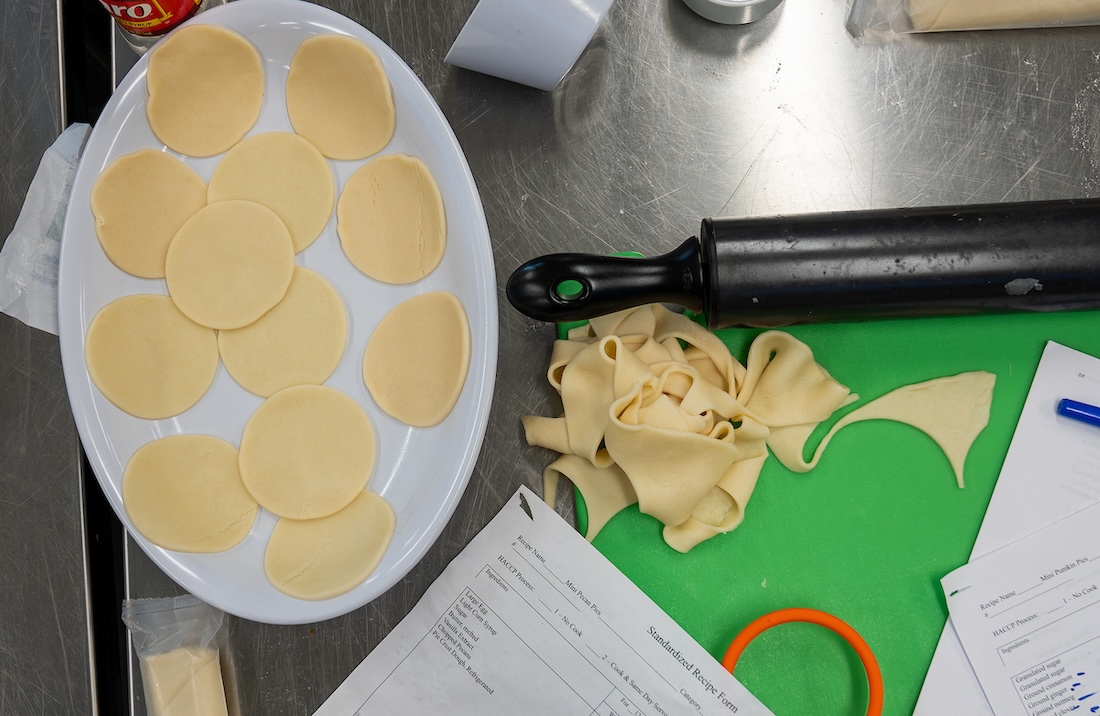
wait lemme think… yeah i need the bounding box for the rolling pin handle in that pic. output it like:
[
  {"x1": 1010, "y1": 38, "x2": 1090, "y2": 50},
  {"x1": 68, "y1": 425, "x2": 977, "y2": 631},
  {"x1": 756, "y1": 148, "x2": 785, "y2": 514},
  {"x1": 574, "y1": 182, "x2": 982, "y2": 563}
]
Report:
[{"x1": 506, "y1": 238, "x2": 706, "y2": 323}]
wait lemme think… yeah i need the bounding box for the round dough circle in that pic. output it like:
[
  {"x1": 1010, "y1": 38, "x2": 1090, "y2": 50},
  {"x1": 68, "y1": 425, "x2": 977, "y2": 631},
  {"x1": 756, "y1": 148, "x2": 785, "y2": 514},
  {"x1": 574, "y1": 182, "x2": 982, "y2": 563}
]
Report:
[
  {"x1": 264, "y1": 490, "x2": 396, "y2": 600},
  {"x1": 123, "y1": 435, "x2": 258, "y2": 553},
  {"x1": 218, "y1": 267, "x2": 348, "y2": 397},
  {"x1": 286, "y1": 34, "x2": 396, "y2": 160},
  {"x1": 337, "y1": 154, "x2": 446, "y2": 284},
  {"x1": 85, "y1": 294, "x2": 219, "y2": 419},
  {"x1": 208, "y1": 132, "x2": 335, "y2": 253},
  {"x1": 363, "y1": 291, "x2": 470, "y2": 427},
  {"x1": 239, "y1": 385, "x2": 376, "y2": 520},
  {"x1": 146, "y1": 24, "x2": 264, "y2": 157},
  {"x1": 165, "y1": 200, "x2": 295, "y2": 330},
  {"x1": 91, "y1": 149, "x2": 207, "y2": 278}
]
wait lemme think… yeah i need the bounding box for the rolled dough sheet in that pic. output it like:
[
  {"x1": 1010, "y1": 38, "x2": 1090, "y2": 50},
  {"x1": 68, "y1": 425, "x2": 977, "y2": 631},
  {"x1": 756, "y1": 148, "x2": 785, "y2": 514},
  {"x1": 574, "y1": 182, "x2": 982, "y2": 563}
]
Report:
[
  {"x1": 85, "y1": 294, "x2": 219, "y2": 420},
  {"x1": 146, "y1": 24, "x2": 264, "y2": 157},
  {"x1": 286, "y1": 34, "x2": 395, "y2": 160},
  {"x1": 239, "y1": 385, "x2": 376, "y2": 520},
  {"x1": 264, "y1": 490, "x2": 396, "y2": 600},
  {"x1": 363, "y1": 291, "x2": 470, "y2": 427},
  {"x1": 90, "y1": 149, "x2": 207, "y2": 279},
  {"x1": 337, "y1": 153, "x2": 446, "y2": 284},
  {"x1": 123, "y1": 435, "x2": 258, "y2": 553},
  {"x1": 218, "y1": 267, "x2": 347, "y2": 397},
  {"x1": 165, "y1": 200, "x2": 295, "y2": 330},
  {"x1": 207, "y1": 132, "x2": 335, "y2": 253},
  {"x1": 908, "y1": 0, "x2": 1100, "y2": 31}
]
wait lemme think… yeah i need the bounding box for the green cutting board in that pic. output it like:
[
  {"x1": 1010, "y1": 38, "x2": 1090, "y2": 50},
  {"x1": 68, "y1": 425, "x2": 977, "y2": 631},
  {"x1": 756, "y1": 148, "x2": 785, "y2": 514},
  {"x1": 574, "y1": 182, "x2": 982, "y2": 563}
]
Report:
[{"x1": 586, "y1": 309, "x2": 1100, "y2": 716}]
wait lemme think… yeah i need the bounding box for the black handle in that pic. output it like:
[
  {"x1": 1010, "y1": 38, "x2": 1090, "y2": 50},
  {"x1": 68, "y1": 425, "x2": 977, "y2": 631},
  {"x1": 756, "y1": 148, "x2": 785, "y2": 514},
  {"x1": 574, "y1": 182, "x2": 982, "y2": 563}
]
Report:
[
  {"x1": 701, "y1": 198, "x2": 1100, "y2": 328},
  {"x1": 505, "y1": 238, "x2": 705, "y2": 323}
]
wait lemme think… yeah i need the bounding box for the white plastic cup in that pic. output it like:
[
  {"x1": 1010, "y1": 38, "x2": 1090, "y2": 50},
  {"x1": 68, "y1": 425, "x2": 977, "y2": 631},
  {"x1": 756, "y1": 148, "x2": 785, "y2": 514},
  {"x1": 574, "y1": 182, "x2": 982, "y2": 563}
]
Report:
[{"x1": 445, "y1": 0, "x2": 614, "y2": 92}]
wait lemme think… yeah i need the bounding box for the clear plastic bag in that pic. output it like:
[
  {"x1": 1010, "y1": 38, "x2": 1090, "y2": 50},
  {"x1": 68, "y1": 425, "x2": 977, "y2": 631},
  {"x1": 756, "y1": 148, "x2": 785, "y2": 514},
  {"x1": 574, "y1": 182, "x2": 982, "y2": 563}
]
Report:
[
  {"x1": 0, "y1": 123, "x2": 89, "y2": 335},
  {"x1": 846, "y1": 0, "x2": 1100, "y2": 39},
  {"x1": 121, "y1": 595, "x2": 230, "y2": 716}
]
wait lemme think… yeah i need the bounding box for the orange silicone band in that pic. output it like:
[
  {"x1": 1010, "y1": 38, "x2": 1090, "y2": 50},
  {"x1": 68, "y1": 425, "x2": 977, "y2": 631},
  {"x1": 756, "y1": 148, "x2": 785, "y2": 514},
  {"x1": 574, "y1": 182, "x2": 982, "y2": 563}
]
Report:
[{"x1": 722, "y1": 608, "x2": 884, "y2": 716}]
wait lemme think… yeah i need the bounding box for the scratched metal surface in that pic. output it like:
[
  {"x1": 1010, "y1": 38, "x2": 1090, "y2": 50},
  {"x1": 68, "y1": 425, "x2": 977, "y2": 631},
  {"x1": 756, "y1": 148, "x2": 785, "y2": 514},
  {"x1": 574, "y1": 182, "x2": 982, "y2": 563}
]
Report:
[
  {"x1": 66, "y1": 0, "x2": 1100, "y2": 713},
  {"x1": 0, "y1": 3, "x2": 93, "y2": 716}
]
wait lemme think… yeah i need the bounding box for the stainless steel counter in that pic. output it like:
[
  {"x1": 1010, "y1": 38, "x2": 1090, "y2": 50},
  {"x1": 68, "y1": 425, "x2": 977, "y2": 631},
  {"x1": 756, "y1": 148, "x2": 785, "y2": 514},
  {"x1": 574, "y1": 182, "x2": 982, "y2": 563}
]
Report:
[
  {"x1": 0, "y1": 3, "x2": 94, "y2": 715},
  {"x1": 6, "y1": 0, "x2": 1100, "y2": 713}
]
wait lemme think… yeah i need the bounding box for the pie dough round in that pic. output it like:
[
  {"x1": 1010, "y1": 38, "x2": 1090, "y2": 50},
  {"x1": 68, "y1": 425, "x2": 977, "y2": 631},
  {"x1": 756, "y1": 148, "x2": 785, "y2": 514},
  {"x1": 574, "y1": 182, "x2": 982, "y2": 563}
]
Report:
[
  {"x1": 85, "y1": 294, "x2": 219, "y2": 419},
  {"x1": 264, "y1": 490, "x2": 396, "y2": 600},
  {"x1": 146, "y1": 24, "x2": 264, "y2": 157},
  {"x1": 218, "y1": 267, "x2": 347, "y2": 397},
  {"x1": 207, "y1": 132, "x2": 335, "y2": 253},
  {"x1": 90, "y1": 150, "x2": 207, "y2": 278},
  {"x1": 363, "y1": 291, "x2": 470, "y2": 427},
  {"x1": 123, "y1": 435, "x2": 258, "y2": 553},
  {"x1": 165, "y1": 200, "x2": 295, "y2": 330},
  {"x1": 285, "y1": 34, "x2": 396, "y2": 160},
  {"x1": 337, "y1": 154, "x2": 446, "y2": 284},
  {"x1": 239, "y1": 385, "x2": 376, "y2": 520}
]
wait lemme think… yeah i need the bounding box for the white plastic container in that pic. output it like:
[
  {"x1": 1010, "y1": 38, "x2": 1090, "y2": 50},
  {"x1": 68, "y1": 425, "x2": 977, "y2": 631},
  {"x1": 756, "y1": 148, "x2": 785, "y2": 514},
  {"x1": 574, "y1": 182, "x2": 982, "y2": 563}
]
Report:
[{"x1": 445, "y1": 0, "x2": 614, "y2": 92}]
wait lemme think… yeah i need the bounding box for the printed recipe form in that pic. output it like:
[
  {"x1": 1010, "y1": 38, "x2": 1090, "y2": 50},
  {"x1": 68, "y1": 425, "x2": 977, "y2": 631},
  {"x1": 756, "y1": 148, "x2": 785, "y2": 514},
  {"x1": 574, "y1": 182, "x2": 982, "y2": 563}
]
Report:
[
  {"x1": 943, "y1": 500, "x2": 1100, "y2": 716},
  {"x1": 315, "y1": 486, "x2": 773, "y2": 716},
  {"x1": 918, "y1": 342, "x2": 1100, "y2": 716}
]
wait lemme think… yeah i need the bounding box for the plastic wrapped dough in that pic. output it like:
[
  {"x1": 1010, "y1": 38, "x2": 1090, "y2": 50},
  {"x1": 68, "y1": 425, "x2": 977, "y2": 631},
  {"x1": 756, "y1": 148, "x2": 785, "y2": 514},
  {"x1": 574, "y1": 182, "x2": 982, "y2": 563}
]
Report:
[
  {"x1": 121, "y1": 595, "x2": 231, "y2": 716},
  {"x1": 847, "y1": 0, "x2": 1100, "y2": 39}
]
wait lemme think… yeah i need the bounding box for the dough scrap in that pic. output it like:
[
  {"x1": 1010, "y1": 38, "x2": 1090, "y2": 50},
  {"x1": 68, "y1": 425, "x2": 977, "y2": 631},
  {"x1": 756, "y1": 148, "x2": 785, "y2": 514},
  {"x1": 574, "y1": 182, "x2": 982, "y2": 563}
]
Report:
[
  {"x1": 605, "y1": 371, "x2": 769, "y2": 527},
  {"x1": 218, "y1": 267, "x2": 347, "y2": 397},
  {"x1": 239, "y1": 385, "x2": 376, "y2": 520},
  {"x1": 286, "y1": 34, "x2": 396, "y2": 160},
  {"x1": 908, "y1": 0, "x2": 1100, "y2": 32},
  {"x1": 541, "y1": 455, "x2": 636, "y2": 540},
  {"x1": 165, "y1": 200, "x2": 295, "y2": 330},
  {"x1": 770, "y1": 371, "x2": 997, "y2": 488},
  {"x1": 264, "y1": 490, "x2": 396, "y2": 600},
  {"x1": 85, "y1": 294, "x2": 219, "y2": 419},
  {"x1": 662, "y1": 455, "x2": 767, "y2": 553},
  {"x1": 123, "y1": 435, "x2": 258, "y2": 553},
  {"x1": 363, "y1": 291, "x2": 469, "y2": 427},
  {"x1": 337, "y1": 153, "x2": 446, "y2": 284},
  {"x1": 207, "y1": 132, "x2": 335, "y2": 253},
  {"x1": 140, "y1": 647, "x2": 228, "y2": 716},
  {"x1": 90, "y1": 150, "x2": 207, "y2": 278},
  {"x1": 146, "y1": 24, "x2": 264, "y2": 157},
  {"x1": 522, "y1": 304, "x2": 997, "y2": 552},
  {"x1": 522, "y1": 308, "x2": 791, "y2": 551}
]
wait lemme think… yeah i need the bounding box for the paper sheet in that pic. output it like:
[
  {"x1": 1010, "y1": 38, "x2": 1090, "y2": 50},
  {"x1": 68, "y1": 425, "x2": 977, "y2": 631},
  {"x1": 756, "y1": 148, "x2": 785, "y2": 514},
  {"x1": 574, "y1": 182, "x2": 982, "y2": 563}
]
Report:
[
  {"x1": 315, "y1": 485, "x2": 773, "y2": 716},
  {"x1": 942, "y1": 500, "x2": 1100, "y2": 716},
  {"x1": 915, "y1": 342, "x2": 1100, "y2": 715}
]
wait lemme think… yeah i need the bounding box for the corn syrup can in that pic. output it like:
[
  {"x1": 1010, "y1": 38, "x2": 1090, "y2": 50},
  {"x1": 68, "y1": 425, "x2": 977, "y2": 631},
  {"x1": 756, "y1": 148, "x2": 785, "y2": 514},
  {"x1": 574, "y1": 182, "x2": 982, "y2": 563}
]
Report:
[{"x1": 98, "y1": 0, "x2": 226, "y2": 53}]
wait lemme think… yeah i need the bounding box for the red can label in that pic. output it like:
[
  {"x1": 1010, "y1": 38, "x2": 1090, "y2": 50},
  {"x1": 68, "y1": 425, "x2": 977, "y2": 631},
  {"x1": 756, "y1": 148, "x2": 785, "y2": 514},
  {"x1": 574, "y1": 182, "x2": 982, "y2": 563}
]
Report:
[{"x1": 98, "y1": 0, "x2": 201, "y2": 36}]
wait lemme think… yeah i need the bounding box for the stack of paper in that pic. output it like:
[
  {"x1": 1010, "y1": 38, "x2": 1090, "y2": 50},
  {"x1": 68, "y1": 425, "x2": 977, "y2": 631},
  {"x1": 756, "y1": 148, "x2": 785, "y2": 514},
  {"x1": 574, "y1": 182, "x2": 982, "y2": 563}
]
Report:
[
  {"x1": 943, "y1": 500, "x2": 1100, "y2": 716},
  {"x1": 916, "y1": 342, "x2": 1100, "y2": 716}
]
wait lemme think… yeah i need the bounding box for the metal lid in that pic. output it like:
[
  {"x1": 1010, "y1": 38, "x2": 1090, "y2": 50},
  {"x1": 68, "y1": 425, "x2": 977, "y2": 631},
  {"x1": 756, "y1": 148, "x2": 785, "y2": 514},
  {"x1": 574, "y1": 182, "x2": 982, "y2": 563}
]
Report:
[{"x1": 681, "y1": 0, "x2": 782, "y2": 24}]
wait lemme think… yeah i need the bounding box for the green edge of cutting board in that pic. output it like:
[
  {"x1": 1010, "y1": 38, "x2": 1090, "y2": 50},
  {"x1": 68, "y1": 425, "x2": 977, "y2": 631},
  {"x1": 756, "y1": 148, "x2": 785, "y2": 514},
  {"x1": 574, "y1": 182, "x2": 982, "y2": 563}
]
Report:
[{"x1": 576, "y1": 308, "x2": 1100, "y2": 716}]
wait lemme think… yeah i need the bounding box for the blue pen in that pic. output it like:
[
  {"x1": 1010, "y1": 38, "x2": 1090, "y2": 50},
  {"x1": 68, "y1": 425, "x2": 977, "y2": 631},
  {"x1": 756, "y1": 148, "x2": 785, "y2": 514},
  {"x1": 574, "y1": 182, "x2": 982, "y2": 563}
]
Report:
[{"x1": 1057, "y1": 398, "x2": 1100, "y2": 429}]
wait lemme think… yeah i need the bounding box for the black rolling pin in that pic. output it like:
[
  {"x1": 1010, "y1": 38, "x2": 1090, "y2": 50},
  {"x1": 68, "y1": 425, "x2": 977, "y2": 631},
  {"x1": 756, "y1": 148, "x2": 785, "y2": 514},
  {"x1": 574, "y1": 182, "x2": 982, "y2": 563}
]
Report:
[{"x1": 506, "y1": 198, "x2": 1100, "y2": 329}]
